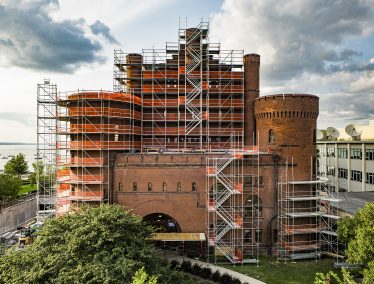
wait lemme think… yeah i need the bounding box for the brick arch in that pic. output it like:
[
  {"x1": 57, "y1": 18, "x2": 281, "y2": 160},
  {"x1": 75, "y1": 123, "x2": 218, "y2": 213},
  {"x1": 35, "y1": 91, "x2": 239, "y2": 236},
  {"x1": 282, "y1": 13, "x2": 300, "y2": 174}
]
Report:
[{"x1": 132, "y1": 199, "x2": 193, "y2": 232}]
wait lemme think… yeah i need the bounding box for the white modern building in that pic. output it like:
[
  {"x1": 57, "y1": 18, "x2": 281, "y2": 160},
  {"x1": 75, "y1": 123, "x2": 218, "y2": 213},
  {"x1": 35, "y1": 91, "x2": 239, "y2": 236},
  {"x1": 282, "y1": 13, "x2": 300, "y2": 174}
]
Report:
[{"x1": 317, "y1": 120, "x2": 374, "y2": 192}]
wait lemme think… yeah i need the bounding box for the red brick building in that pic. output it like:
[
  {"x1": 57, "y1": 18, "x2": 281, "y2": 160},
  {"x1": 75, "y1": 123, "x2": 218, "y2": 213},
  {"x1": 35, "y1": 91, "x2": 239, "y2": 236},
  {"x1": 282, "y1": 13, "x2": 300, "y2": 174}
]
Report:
[{"x1": 54, "y1": 21, "x2": 320, "y2": 263}]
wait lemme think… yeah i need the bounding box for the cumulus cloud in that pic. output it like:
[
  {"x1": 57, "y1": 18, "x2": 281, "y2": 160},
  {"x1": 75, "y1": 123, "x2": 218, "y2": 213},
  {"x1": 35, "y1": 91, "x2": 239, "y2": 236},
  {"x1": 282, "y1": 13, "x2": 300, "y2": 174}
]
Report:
[
  {"x1": 0, "y1": 0, "x2": 118, "y2": 72},
  {"x1": 349, "y1": 71, "x2": 374, "y2": 93},
  {"x1": 90, "y1": 20, "x2": 119, "y2": 44},
  {"x1": 210, "y1": 0, "x2": 374, "y2": 127},
  {"x1": 211, "y1": 0, "x2": 374, "y2": 81}
]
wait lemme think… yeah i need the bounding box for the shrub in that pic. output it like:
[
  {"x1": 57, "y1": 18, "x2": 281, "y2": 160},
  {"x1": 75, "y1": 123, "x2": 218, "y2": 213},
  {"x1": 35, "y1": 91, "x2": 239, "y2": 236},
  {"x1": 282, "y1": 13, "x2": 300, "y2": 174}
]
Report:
[
  {"x1": 200, "y1": 267, "x2": 212, "y2": 279},
  {"x1": 231, "y1": 277, "x2": 242, "y2": 284},
  {"x1": 192, "y1": 263, "x2": 202, "y2": 275},
  {"x1": 180, "y1": 260, "x2": 192, "y2": 273},
  {"x1": 211, "y1": 270, "x2": 221, "y2": 282},
  {"x1": 170, "y1": 260, "x2": 179, "y2": 270},
  {"x1": 220, "y1": 273, "x2": 233, "y2": 284}
]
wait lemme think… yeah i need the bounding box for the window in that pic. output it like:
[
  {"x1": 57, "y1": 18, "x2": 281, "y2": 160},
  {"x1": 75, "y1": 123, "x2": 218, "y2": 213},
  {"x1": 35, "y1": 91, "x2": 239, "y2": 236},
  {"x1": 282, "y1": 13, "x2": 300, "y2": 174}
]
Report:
[
  {"x1": 255, "y1": 229, "x2": 262, "y2": 243},
  {"x1": 366, "y1": 172, "x2": 374, "y2": 184},
  {"x1": 177, "y1": 182, "x2": 181, "y2": 191},
  {"x1": 244, "y1": 176, "x2": 264, "y2": 189},
  {"x1": 148, "y1": 182, "x2": 152, "y2": 192},
  {"x1": 313, "y1": 129, "x2": 316, "y2": 143},
  {"x1": 133, "y1": 182, "x2": 137, "y2": 192},
  {"x1": 268, "y1": 129, "x2": 275, "y2": 144},
  {"x1": 318, "y1": 165, "x2": 326, "y2": 176},
  {"x1": 162, "y1": 182, "x2": 167, "y2": 191},
  {"x1": 273, "y1": 229, "x2": 278, "y2": 243},
  {"x1": 338, "y1": 168, "x2": 348, "y2": 179},
  {"x1": 245, "y1": 195, "x2": 262, "y2": 217},
  {"x1": 327, "y1": 166, "x2": 335, "y2": 176},
  {"x1": 366, "y1": 149, "x2": 374, "y2": 160},
  {"x1": 327, "y1": 147, "x2": 335, "y2": 157},
  {"x1": 118, "y1": 182, "x2": 123, "y2": 192},
  {"x1": 318, "y1": 147, "x2": 326, "y2": 157},
  {"x1": 350, "y1": 148, "x2": 362, "y2": 160},
  {"x1": 244, "y1": 230, "x2": 252, "y2": 243},
  {"x1": 351, "y1": 170, "x2": 362, "y2": 182},
  {"x1": 192, "y1": 182, "x2": 197, "y2": 192},
  {"x1": 338, "y1": 148, "x2": 348, "y2": 159}
]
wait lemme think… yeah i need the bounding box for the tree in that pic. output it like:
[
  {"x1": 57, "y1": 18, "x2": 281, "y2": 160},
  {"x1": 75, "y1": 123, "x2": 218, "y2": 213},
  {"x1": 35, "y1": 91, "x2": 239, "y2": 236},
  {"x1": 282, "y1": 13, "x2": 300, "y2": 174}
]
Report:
[
  {"x1": 0, "y1": 173, "x2": 21, "y2": 201},
  {"x1": 0, "y1": 204, "x2": 196, "y2": 284},
  {"x1": 315, "y1": 203, "x2": 374, "y2": 283},
  {"x1": 4, "y1": 153, "x2": 28, "y2": 177},
  {"x1": 132, "y1": 267, "x2": 158, "y2": 284},
  {"x1": 338, "y1": 203, "x2": 374, "y2": 283},
  {"x1": 29, "y1": 161, "x2": 43, "y2": 186}
]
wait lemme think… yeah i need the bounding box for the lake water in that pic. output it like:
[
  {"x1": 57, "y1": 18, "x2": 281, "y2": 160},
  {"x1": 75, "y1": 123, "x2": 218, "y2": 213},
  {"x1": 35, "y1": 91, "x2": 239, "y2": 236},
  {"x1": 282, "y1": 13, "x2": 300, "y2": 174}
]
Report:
[{"x1": 0, "y1": 145, "x2": 37, "y2": 172}]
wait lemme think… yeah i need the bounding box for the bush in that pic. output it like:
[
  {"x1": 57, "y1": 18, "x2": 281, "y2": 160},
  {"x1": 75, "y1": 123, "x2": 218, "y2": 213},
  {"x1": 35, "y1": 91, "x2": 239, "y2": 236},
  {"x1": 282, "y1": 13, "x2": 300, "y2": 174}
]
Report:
[
  {"x1": 211, "y1": 270, "x2": 221, "y2": 282},
  {"x1": 192, "y1": 263, "x2": 202, "y2": 275},
  {"x1": 231, "y1": 277, "x2": 242, "y2": 284},
  {"x1": 180, "y1": 260, "x2": 192, "y2": 273},
  {"x1": 170, "y1": 260, "x2": 179, "y2": 270},
  {"x1": 220, "y1": 273, "x2": 233, "y2": 284},
  {"x1": 200, "y1": 267, "x2": 212, "y2": 279}
]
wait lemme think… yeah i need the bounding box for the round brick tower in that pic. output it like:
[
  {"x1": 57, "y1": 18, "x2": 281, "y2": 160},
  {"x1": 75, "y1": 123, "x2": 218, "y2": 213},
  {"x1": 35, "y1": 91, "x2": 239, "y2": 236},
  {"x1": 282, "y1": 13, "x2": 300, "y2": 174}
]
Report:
[
  {"x1": 254, "y1": 94, "x2": 319, "y2": 180},
  {"x1": 244, "y1": 54, "x2": 260, "y2": 146}
]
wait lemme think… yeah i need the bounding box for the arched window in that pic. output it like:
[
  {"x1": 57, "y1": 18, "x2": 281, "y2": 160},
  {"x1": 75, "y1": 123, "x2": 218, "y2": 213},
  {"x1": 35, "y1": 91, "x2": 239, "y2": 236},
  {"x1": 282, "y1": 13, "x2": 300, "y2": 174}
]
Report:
[
  {"x1": 177, "y1": 182, "x2": 181, "y2": 191},
  {"x1": 268, "y1": 129, "x2": 275, "y2": 144},
  {"x1": 118, "y1": 182, "x2": 123, "y2": 192},
  {"x1": 245, "y1": 195, "x2": 262, "y2": 217},
  {"x1": 163, "y1": 182, "x2": 167, "y2": 191},
  {"x1": 148, "y1": 182, "x2": 152, "y2": 192},
  {"x1": 313, "y1": 129, "x2": 316, "y2": 144},
  {"x1": 133, "y1": 182, "x2": 137, "y2": 192},
  {"x1": 192, "y1": 182, "x2": 197, "y2": 192}
]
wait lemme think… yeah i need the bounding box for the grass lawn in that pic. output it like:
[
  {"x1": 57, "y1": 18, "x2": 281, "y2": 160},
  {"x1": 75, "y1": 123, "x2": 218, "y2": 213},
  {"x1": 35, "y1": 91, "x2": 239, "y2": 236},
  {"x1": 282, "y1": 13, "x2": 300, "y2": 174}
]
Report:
[
  {"x1": 18, "y1": 184, "x2": 37, "y2": 195},
  {"x1": 221, "y1": 257, "x2": 342, "y2": 284}
]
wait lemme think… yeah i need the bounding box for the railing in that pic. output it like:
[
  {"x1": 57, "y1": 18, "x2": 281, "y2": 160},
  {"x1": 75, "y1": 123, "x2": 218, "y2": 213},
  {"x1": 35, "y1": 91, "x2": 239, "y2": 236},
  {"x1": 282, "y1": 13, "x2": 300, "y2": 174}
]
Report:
[
  {"x1": 0, "y1": 192, "x2": 37, "y2": 211},
  {"x1": 59, "y1": 124, "x2": 142, "y2": 135},
  {"x1": 143, "y1": 99, "x2": 243, "y2": 107},
  {"x1": 142, "y1": 85, "x2": 243, "y2": 93},
  {"x1": 59, "y1": 141, "x2": 141, "y2": 150},
  {"x1": 59, "y1": 91, "x2": 142, "y2": 105},
  {"x1": 62, "y1": 107, "x2": 142, "y2": 120},
  {"x1": 142, "y1": 127, "x2": 243, "y2": 135},
  {"x1": 142, "y1": 112, "x2": 243, "y2": 121}
]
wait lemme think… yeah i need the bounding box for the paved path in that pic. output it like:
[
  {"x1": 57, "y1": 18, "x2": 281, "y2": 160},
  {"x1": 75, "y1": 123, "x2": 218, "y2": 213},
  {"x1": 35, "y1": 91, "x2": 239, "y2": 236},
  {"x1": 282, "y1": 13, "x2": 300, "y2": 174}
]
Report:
[{"x1": 167, "y1": 255, "x2": 266, "y2": 284}]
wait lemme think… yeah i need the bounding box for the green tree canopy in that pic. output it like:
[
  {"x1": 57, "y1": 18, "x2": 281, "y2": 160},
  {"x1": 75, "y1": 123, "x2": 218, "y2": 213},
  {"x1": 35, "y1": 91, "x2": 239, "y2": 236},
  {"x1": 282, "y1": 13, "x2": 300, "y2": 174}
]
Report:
[
  {"x1": 29, "y1": 161, "x2": 43, "y2": 186},
  {"x1": 0, "y1": 204, "x2": 196, "y2": 284},
  {"x1": 4, "y1": 153, "x2": 28, "y2": 177},
  {"x1": 338, "y1": 203, "x2": 374, "y2": 283},
  {"x1": 0, "y1": 173, "x2": 21, "y2": 201}
]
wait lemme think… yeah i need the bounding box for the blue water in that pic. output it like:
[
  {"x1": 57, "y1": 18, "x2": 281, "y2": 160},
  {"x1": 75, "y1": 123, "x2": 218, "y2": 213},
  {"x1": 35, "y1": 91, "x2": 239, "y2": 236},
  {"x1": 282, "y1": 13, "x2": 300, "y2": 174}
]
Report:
[{"x1": 0, "y1": 145, "x2": 37, "y2": 172}]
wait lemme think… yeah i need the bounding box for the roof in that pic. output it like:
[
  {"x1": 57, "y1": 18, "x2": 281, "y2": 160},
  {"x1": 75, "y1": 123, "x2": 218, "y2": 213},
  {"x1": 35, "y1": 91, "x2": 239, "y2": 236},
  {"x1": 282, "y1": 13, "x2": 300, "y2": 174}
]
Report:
[
  {"x1": 331, "y1": 192, "x2": 374, "y2": 215},
  {"x1": 150, "y1": 233, "x2": 206, "y2": 242}
]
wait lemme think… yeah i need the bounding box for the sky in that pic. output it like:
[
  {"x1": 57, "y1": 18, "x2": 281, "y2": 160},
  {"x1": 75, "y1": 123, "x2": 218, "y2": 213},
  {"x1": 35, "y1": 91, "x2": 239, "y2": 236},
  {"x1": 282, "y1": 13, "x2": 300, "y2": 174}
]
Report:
[{"x1": 0, "y1": 0, "x2": 373, "y2": 143}]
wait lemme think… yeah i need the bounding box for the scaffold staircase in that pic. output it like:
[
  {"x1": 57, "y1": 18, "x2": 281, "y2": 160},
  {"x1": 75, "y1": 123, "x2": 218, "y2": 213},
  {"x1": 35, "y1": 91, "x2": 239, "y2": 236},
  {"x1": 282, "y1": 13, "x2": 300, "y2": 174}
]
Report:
[
  {"x1": 184, "y1": 23, "x2": 207, "y2": 136},
  {"x1": 206, "y1": 153, "x2": 244, "y2": 263}
]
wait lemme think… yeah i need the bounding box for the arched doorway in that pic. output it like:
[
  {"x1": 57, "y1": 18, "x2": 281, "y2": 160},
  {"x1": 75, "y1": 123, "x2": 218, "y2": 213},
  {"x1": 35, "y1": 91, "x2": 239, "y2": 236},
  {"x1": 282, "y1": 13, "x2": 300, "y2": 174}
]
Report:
[{"x1": 143, "y1": 213, "x2": 181, "y2": 233}]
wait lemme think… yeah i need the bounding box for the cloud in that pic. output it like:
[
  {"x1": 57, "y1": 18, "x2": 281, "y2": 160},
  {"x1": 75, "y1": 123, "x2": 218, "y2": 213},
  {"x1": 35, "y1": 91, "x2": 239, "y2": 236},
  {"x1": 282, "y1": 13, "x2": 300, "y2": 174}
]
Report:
[
  {"x1": 211, "y1": 0, "x2": 374, "y2": 81},
  {"x1": 349, "y1": 71, "x2": 374, "y2": 93},
  {"x1": 0, "y1": 112, "x2": 35, "y2": 127},
  {"x1": 90, "y1": 20, "x2": 119, "y2": 44},
  {"x1": 0, "y1": 0, "x2": 118, "y2": 72}
]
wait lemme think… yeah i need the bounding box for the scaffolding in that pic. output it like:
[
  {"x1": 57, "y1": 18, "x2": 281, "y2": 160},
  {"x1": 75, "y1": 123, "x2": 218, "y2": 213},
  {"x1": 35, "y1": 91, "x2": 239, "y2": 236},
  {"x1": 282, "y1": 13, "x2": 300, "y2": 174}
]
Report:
[
  {"x1": 277, "y1": 158, "x2": 342, "y2": 261},
  {"x1": 55, "y1": 90, "x2": 142, "y2": 213},
  {"x1": 113, "y1": 19, "x2": 244, "y2": 152},
  {"x1": 36, "y1": 80, "x2": 57, "y2": 222},
  {"x1": 206, "y1": 136, "x2": 264, "y2": 264}
]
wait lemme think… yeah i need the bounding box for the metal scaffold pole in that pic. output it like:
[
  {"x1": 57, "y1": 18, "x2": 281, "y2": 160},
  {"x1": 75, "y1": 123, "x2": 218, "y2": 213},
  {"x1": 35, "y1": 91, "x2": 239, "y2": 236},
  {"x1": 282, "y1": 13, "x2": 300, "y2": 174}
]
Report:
[{"x1": 36, "y1": 79, "x2": 57, "y2": 222}]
